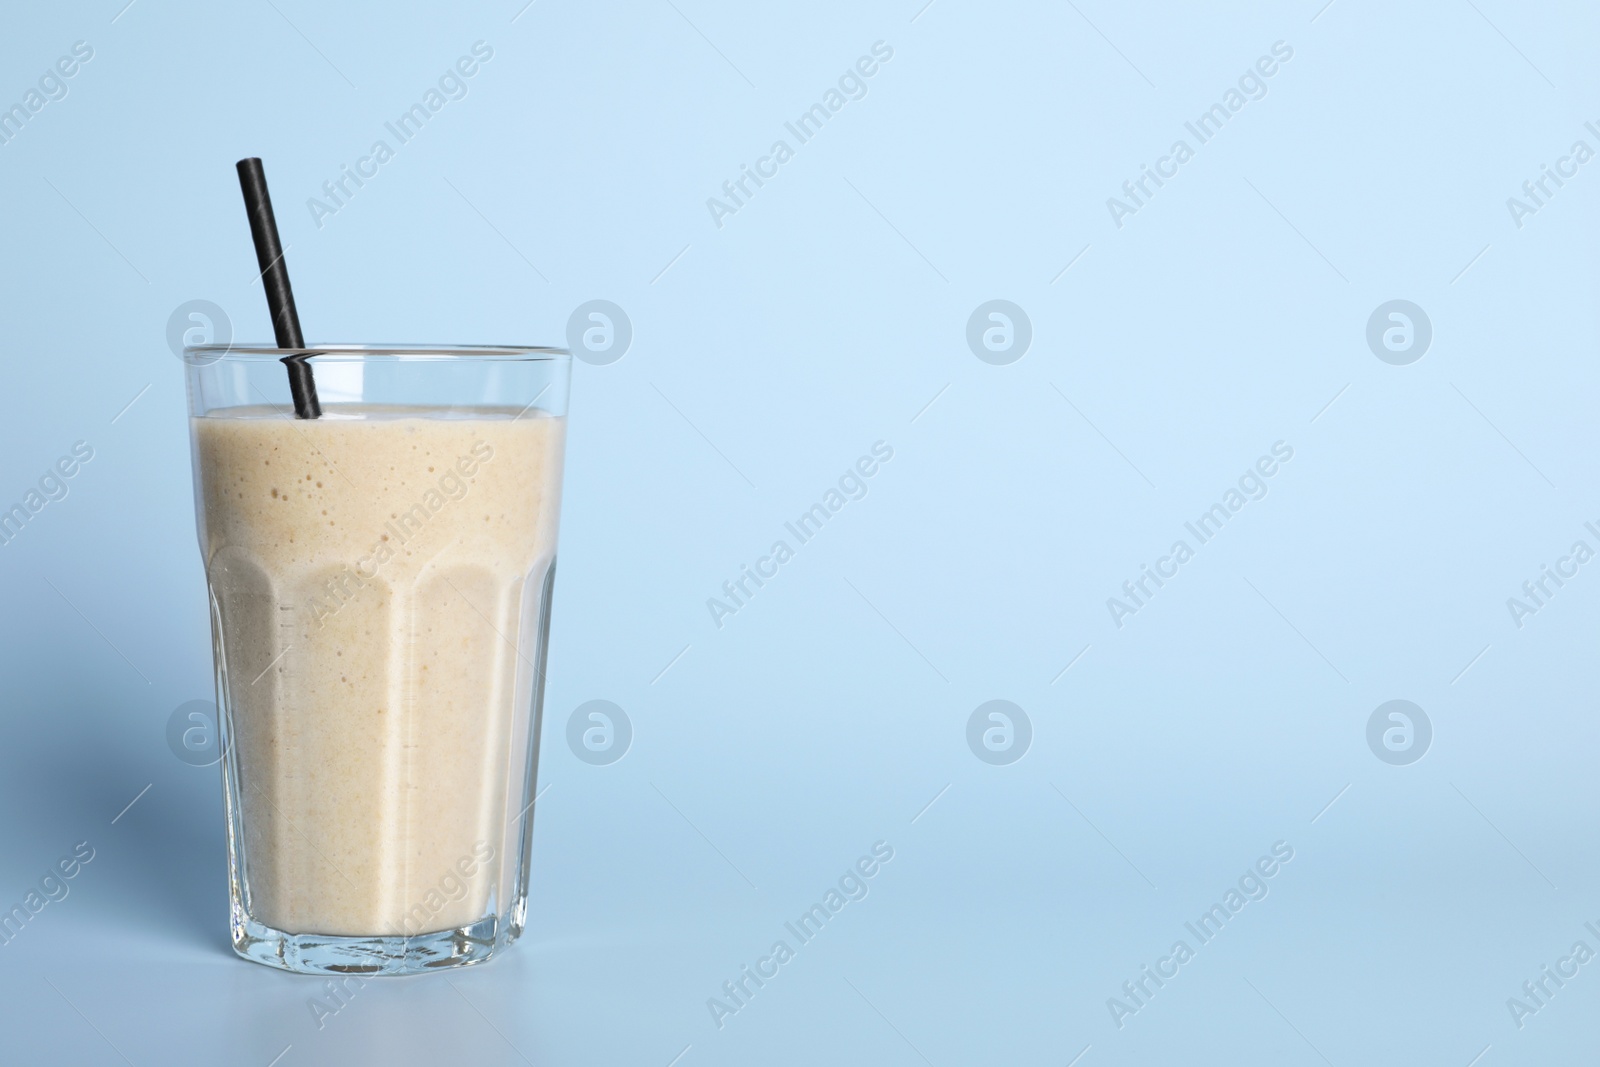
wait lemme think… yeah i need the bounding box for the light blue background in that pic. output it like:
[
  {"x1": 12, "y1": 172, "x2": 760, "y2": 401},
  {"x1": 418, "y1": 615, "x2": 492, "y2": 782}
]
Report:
[{"x1": 1, "y1": 1, "x2": 1597, "y2": 1064}]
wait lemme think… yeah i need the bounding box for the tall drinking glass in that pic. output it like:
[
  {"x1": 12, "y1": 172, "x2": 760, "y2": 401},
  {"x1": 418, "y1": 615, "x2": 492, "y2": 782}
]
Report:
[{"x1": 183, "y1": 345, "x2": 570, "y2": 975}]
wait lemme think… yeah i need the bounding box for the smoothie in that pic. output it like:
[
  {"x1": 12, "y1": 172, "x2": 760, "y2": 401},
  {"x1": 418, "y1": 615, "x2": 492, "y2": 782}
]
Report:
[{"x1": 193, "y1": 404, "x2": 564, "y2": 937}]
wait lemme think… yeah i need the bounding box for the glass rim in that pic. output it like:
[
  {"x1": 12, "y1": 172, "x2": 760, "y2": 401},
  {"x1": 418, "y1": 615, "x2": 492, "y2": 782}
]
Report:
[{"x1": 183, "y1": 343, "x2": 571, "y2": 363}]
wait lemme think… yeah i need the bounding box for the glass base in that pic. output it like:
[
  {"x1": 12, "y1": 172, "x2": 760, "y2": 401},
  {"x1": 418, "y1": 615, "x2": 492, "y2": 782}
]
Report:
[{"x1": 232, "y1": 910, "x2": 512, "y2": 976}]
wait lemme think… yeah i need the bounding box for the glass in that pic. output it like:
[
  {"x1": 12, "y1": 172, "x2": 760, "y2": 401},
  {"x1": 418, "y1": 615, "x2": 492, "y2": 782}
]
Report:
[{"x1": 183, "y1": 344, "x2": 570, "y2": 975}]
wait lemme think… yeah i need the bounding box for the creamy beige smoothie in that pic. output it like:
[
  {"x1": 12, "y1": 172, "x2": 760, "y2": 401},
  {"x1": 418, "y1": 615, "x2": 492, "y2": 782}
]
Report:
[{"x1": 194, "y1": 405, "x2": 564, "y2": 937}]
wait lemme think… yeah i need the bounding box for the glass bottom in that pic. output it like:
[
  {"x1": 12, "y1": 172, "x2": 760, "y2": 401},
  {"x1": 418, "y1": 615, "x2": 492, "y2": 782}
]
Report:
[{"x1": 232, "y1": 909, "x2": 513, "y2": 976}]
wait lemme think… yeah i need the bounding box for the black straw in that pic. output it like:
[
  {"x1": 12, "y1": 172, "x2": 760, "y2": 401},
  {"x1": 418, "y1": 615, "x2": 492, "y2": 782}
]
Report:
[{"x1": 236, "y1": 157, "x2": 320, "y2": 419}]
